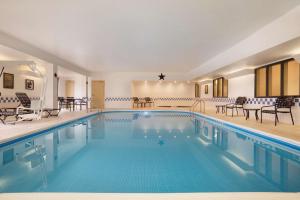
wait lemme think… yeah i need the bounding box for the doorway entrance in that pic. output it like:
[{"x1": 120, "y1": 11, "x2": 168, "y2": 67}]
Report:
[
  {"x1": 65, "y1": 80, "x2": 75, "y2": 97},
  {"x1": 91, "y1": 80, "x2": 105, "y2": 109}
]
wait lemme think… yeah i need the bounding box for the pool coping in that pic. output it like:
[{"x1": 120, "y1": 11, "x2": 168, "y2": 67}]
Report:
[
  {"x1": 0, "y1": 109, "x2": 299, "y2": 151},
  {"x1": 0, "y1": 192, "x2": 299, "y2": 200}
]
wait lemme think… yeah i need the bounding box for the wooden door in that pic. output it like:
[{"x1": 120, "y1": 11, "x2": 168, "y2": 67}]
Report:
[
  {"x1": 91, "y1": 80, "x2": 105, "y2": 109},
  {"x1": 65, "y1": 80, "x2": 75, "y2": 97}
]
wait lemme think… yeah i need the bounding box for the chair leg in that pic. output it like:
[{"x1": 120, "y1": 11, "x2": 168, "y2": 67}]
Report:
[
  {"x1": 232, "y1": 108, "x2": 233, "y2": 117},
  {"x1": 260, "y1": 112, "x2": 263, "y2": 123},
  {"x1": 275, "y1": 113, "x2": 279, "y2": 126},
  {"x1": 290, "y1": 111, "x2": 294, "y2": 125},
  {"x1": 236, "y1": 107, "x2": 238, "y2": 116},
  {"x1": 226, "y1": 107, "x2": 227, "y2": 116}
]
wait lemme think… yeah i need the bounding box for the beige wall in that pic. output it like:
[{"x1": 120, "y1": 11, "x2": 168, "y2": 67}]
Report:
[
  {"x1": 132, "y1": 80, "x2": 195, "y2": 106},
  {"x1": 90, "y1": 72, "x2": 189, "y2": 108}
]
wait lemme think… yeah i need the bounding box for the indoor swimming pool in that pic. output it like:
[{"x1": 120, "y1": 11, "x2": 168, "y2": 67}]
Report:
[{"x1": 0, "y1": 111, "x2": 299, "y2": 193}]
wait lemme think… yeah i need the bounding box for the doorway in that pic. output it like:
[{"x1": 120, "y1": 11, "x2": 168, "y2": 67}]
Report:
[
  {"x1": 91, "y1": 80, "x2": 105, "y2": 109},
  {"x1": 65, "y1": 80, "x2": 75, "y2": 97}
]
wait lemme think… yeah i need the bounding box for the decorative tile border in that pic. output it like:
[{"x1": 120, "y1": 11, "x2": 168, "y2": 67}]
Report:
[
  {"x1": 101, "y1": 96, "x2": 300, "y2": 107},
  {"x1": 105, "y1": 97, "x2": 195, "y2": 102},
  {"x1": 198, "y1": 97, "x2": 300, "y2": 107},
  {"x1": 0, "y1": 96, "x2": 40, "y2": 103}
]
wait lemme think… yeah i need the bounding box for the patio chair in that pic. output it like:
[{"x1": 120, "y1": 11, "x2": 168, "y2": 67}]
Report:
[
  {"x1": 132, "y1": 97, "x2": 143, "y2": 108},
  {"x1": 225, "y1": 97, "x2": 247, "y2": 117},
  {"x1": 144, "y1": 97, "x2": 154, "y2": 107},
  {"x1": 261, "y1": 97, "x2": 294, "y2": 126},
  {"x1": 75, "y1": 97, "x2": 88, "y2": 110},
  {"x1": 58, "y1": 97, "x2": 68, "y2": 109}
]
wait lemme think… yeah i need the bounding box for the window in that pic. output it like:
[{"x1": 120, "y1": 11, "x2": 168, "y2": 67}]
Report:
[
  {"x1": 284, "y1": 60, "x2": 300, "y2": 96},
  {"x1": 255, "y1": 67, "x2": 267, "y2": 97},
  {"x1": 213, "y1": 77, "x2": 228, "y2": 97},
  {"x1": 255, "y1": 58, "x2": 300, "y2": 97},
  {"x1": 268, "y1": 63, "x2": 281, "y2": 97}
]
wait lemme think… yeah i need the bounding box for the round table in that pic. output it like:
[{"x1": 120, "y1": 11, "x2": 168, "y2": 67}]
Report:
[{"x1": 243, "y1": 108, "x2": 260, "y2": 120}]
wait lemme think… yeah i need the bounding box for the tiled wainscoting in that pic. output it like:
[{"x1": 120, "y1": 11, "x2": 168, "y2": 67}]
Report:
[
  {"x1": 104, "y1": 97, "x2": 195, "y2": 102},
  {"x1": 104, "y1": 96, "x2": 300, "y2": 125},
  {"x1": 0, "y1": 96, "x2": 40, "y2": 107},
  {"x1": 200, "y1": 97, "x2": 300, "y2": 107},
  {"x1": 200, "y1": 97, "x2": 300, "y2": 125},
  {"x1": 104, "y1": 96, "x2": 300, "y2": 107}
]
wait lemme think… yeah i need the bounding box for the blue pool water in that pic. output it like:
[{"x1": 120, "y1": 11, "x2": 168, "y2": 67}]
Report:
[{"x1": 0, "y1": 111, "x2": 299, "y2": 193}]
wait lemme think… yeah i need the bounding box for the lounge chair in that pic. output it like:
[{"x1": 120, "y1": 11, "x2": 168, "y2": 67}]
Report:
[
  {"x1": 225, "y1": 97, "x2": 247, "y2": 117},
  {"x1": 0, "y1": 108, "x2": 18, "y2": 124},
  {"x1": 132, "y1": 97, "x2": 144, "y2": 108},
  {"x1": 16, "y1": 92, "x2": 60, "y2": 120},
  {"x1": 261, "y1": 97, "x2": 294, "y2": 126},
  {"x1": 15, "y1": 92, "x2": 43, "y2": 121}
]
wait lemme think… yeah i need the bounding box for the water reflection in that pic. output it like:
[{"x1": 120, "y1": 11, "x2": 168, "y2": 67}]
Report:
[{"x1": 0, "y1": 112, "x2": 299, "y2": 192}]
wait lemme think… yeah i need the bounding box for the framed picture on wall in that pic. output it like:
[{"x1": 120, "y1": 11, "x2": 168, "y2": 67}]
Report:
[
  {"x1": 3, "y1": 73, "x2": 14, "y2": 89},
  {"x1": 25, "y1": 79, "x2": 34, "y2": 90},
  {"x1": 205, "y1": 85, "x2": 208, "y2": 94}
]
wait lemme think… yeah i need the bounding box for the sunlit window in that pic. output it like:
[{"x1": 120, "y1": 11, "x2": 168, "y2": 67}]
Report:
[
  {"x1": 213, "y1": 77, "x2": 228, "y2": 97},
  {"x1": 255, "y1": 59, "x2": 300, "y2": 97}
]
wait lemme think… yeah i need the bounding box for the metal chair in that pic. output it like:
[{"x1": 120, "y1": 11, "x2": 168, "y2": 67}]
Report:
[
  {"x1": 261, "y1": 97, "x2": 294, "y2": 126},
  {"x1": 225, "y1": 97, "x2": 247, "y2": 117}
]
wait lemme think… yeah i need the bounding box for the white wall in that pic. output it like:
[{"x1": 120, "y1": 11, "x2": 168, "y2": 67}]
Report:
[
  {"x1": 200, "y1": 82, "x2": 213, "y2": 98},
  {"x1": 228, "y1": 74, "x2": 255, "y2": 98},
  {"x1": 132, "y1": 80, "x2": 195, "y2": 106},
  {"x1": 0, "y1": 66, "x2": 43, "y2": 98},
  {"x1": 58, "y1": 74, "x2": 86, "y2": 98},
  {"x1": 90, "y1": 72, "x2": 190, "y2": 108}
]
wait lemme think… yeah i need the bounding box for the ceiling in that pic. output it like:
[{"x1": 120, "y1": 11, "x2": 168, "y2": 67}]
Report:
[
  {"x1": 196, "y1": 36, "x2": 300, "y2": 80},
  {"x1": 0, "y1": 0, "x2": 300, "y2": 73}
]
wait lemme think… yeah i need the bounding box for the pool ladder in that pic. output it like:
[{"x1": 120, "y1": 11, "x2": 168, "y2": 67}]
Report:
[{"x1": 190, "y1": 99, "x2": 205, "y2": 113}]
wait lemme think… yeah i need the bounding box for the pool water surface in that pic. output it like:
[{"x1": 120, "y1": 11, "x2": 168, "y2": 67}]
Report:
[{"x1": 0, "y1": 111, "x2": 299, "y2": 193}]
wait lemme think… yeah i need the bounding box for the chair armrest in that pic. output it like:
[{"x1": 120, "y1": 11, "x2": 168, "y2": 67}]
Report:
[
  {"x1": 260, "y1": 105, "x2": 274, "y2": 111},
  {"x1": 16, "y1": 106, "x2": 38, "y2": 114},
  {"x1": 225, "y1": 103, "x2": 234, "y2": 107}
]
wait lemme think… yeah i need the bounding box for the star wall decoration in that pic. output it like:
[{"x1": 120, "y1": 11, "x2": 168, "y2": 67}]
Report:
[{"x1": 158, "y1": 73, "x2": 165, "y2": 80}]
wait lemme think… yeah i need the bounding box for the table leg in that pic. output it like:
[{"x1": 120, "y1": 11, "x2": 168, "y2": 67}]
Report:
[{"x1": 255, "y1": 110, "x2": 259, "y2": 120}]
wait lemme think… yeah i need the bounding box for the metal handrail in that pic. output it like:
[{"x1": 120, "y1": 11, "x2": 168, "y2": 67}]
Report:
[
  {"x1": 190, "y1": 101, "x2": 200, "y2": 112},
  {"x1": 190, "y1": 99, "x2": 205, "y2": 113}
]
